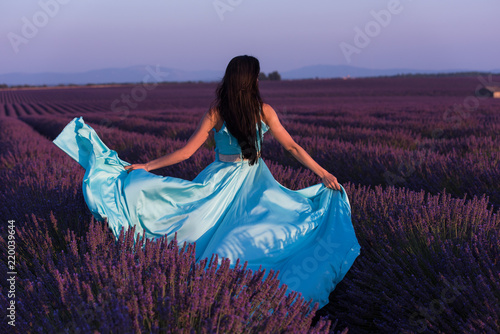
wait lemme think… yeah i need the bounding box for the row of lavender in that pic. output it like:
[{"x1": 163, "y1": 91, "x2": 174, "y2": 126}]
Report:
[
  {"x1": 0, "y1": 102, "x2": 112, "y2": 117},
  {"x1": 2, "y1": 75, "x2": 499, "y2": 117},
  {"x1": 1, "y1": 111, "x2": 498, "y2": 332},
  {"x1": 0, "y1": 82, "x2": 217, "y2": 113}
]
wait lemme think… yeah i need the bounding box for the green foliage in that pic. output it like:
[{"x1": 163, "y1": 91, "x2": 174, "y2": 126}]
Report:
[
  {"x1": 267, "y1": 71, "x2": 281, "y2": 81},
  {"x1": 258, "y1": 71, "x2": 281, "y2": 81}
]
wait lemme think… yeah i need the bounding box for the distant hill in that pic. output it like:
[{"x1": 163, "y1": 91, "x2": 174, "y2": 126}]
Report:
[
  {"x1": 281, "y1": 65, "x2": 500, "y2": 79},
  {"x1": 281, "y1": 65, "x2": 425, "y2": 79},
  {"x1": 0, "y1": 66, "x2": 222, "y2": 86},
  {"x1": 0, "y1": 64, "x2": 498, "y2": 86}
]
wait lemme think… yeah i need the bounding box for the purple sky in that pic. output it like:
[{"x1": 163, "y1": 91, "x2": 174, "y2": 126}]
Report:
[{"x1": 1, "y1": 0, "x2": 499, "y2": 75}]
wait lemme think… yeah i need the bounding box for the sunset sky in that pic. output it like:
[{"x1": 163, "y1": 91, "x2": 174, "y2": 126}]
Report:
[{"x1": 1, "y1": 0, "x2": 499, "y2": 75}]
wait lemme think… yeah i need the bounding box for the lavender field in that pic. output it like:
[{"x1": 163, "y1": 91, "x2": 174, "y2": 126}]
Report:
[{"x1": 0, "y1": 76, "x2": 499, "y2": 333}]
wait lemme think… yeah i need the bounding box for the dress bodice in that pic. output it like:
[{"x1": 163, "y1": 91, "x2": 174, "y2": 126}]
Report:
[{"x1": 213, "y1": 120, "x2": 269, "y2": 155}]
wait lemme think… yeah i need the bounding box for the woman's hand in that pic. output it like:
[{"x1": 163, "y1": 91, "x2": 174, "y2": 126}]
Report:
[
  {"x1": 124, "y1": 163, "x2": 149, "y2": 173},
  {"x1": 321, "y1": 172, "x2": 341, "y2": 191}
]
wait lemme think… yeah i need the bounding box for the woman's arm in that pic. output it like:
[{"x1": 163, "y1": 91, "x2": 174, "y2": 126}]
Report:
[
  {"x1": 124, "y1": 109, "x2": 218, "y2": 173},
  {"x1": 262, "y1": 103, "x2": 341, "y2": 191}
]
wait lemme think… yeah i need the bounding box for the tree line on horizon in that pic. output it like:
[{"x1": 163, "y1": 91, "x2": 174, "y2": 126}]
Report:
[
  {"x1": 259, "y1": 71, "x2": 281, "y2": 81},
  {"x1": 4, "y1": 71, "x2": 500, "y2": 89}
]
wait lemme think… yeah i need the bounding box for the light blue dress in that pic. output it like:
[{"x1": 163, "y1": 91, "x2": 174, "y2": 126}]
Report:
[{"x1": 53, "y1": 117, "x2": 361, "y2": 308}]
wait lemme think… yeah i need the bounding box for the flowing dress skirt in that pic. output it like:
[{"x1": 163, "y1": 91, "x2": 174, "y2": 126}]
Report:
[{"x1": 53, "y1": 117, "x2": 361, "y2": 308}]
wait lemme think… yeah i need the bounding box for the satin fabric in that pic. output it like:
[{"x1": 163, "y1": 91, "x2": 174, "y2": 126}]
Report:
[{"x1": 53, "y1": 117, "x2": 360, "y2": 308}]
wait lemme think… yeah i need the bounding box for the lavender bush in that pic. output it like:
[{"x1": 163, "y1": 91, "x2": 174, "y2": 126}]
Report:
[{"x1": 0, "y1": 214, "x2": 334, "y2": 333}]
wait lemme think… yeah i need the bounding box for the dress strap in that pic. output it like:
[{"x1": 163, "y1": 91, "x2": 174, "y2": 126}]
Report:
[{"x1": 219, "y1": 152, "x2": 261, "y2": 163}]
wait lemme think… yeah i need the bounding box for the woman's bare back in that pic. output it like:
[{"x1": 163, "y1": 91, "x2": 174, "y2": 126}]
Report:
[{"x1": 213, "y1": 105, "x2": 269, "y2": 133}]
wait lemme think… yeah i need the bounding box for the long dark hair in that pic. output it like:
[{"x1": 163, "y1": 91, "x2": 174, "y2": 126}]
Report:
[{"x1": 212, "y1": 55, "x2": 263, "y2": 165}]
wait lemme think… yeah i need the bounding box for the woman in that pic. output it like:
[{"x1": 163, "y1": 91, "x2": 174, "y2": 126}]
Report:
[
  {"x1": 53, "y1": 55, "x2": 360, "y2": 308},
  {"x1": 124, "y1": 56, "x2": 341, "y2": 191}
]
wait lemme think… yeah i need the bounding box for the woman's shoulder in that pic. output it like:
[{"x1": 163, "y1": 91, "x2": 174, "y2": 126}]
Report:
[
  {"x1": 208, "y1": 107, "x2": 220, "y2": 119},
  {"x1": 261, "y1": 103, "x2": 277, "y2": 126},
  {"x1": 208, "y1": 107, "x2": 224, "y2": 132}
]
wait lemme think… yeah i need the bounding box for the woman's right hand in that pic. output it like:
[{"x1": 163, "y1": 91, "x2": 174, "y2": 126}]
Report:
[
  {"x1": 321, "y1": 172, "x2": 341, "y2": 191},
  {"x1": 124, "y1": 163, "x2": 149, "y2": 173}
]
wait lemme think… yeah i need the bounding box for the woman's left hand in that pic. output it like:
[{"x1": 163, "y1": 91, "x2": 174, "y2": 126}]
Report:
[
  {"x1": 124, "y1": 164, "x2": 149, "y2": 173},
  {"x1": 321, "y1": 172, "x2": 341, "y2": 191}
]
